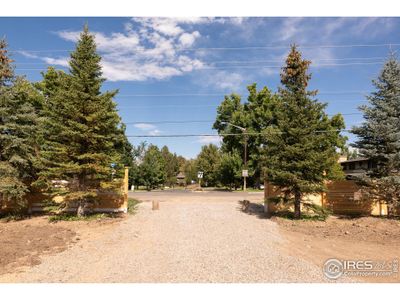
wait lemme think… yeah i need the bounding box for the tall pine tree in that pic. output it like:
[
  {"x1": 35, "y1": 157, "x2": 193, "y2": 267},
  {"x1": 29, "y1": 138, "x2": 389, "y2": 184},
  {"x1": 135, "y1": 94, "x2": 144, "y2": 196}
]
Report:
[
  {"x1": 38, "y1": 26, "x2": 128, "y2": 215},
  {"x1": 352, "y1": 55, "x2": 400, "y2": 216},
  {"x1": 0, "y1": 39, "x2": 42, "y2": 212},
  {"x1": 264, "y1": 45, "x2": 346, "y2": 219}
]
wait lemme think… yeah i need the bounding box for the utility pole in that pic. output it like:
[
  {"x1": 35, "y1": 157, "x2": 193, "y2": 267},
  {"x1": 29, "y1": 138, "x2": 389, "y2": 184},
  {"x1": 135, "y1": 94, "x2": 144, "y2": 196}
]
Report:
[
  {"x1": 243, "y1": 129, "x2": 248, "y2": 192},
  {"x1": 221, "y1": 122, "x2": 248, "y2": 192}
]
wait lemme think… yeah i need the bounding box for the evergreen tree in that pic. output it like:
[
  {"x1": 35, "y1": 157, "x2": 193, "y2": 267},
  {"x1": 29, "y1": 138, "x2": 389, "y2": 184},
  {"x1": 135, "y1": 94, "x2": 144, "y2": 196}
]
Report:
[
  {"x1": 264, "y1": 45, "x2": 346, "y2": 219},
  {"x1": 38, "y1": 26, "x2": 126, "y2": 215},
  {"x1": 0, "y1": 39, "x2": 42, "y2": 211},
  {"x1": 352, "y1": 55, "x2": 400, "y2": 216},
  {"x1": 196, "y1": 144, "x2": 221, "y2": 187}
]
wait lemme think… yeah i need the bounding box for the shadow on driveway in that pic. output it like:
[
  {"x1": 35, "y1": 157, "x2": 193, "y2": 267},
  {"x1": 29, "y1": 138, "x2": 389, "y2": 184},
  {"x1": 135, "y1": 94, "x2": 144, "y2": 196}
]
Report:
[{"x1": 237, "y1": 200, "x2": 270, "y2": 219}]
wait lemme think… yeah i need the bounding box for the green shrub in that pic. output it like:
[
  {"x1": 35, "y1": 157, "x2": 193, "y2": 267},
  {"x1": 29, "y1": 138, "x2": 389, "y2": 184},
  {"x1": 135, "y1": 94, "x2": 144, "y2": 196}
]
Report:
[
  {"x1": 128, "y1": 198, "x2": 140, "y2": 215},
  {"x1": 276, "y1": 203, "x2": 332, "y2": 221}
]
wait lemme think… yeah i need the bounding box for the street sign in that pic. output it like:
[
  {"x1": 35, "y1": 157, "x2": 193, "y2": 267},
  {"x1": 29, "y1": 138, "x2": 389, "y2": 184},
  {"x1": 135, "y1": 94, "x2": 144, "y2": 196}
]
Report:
[
  {"x1": 242, "y1": 170, "x2": 248, "y2": 177},
  {"x1": 197, "y1": 171, "x2": 204, "y2": 179}
]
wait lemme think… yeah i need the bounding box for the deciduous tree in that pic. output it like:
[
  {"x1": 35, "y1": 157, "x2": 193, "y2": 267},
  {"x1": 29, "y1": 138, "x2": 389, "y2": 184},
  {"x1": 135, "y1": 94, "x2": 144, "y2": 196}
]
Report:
[
  {"x1": 139, "y1": 145, "x2": 166, "y2": 190},
  {"x1": 217, "y1": 150, "x2": 242, "y2": 190},
  {"x1": 196, "y1": 144, "x2": 220, "y2": 187}
]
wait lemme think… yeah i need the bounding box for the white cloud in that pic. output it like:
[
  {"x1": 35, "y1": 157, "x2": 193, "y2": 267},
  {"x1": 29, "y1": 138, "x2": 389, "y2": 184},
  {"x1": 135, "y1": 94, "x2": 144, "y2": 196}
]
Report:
[
  {"x1": 149, "y1": 129, "x2": 161, "y2": 136},
  {"x1": 134, "y1": 123, "x2": 156, "y2": 130},
  {"x1": 56, "y1": 30, "x2": 80, "y2": 42},
  {"x1": 134, "y1": 123, "x2": 162, "y2": 136},
  {"x1": 28, "y1": 17, "x2": 246, "y2": 82},
  {"x1": 48, "y1": 18, "x2": 214, "y2": 81},
  {"x1": 197, "y1": 70, "x2": 245, "y2": 92},
  {"x1": 179, "y1": 31, "x2": 200, "y2": 47},
  {"x1": 273, "y1": 18, "x2": 397, "y2": 67},
  {"x1": 19, "y1": 51, "x2": 70, "y2": 68},
  {"x1": 42, "y1": 57, "x2": 69, "y2": 67},
  {"x1": 197, "y1": 135, "x2": 222, "y2": 145}
]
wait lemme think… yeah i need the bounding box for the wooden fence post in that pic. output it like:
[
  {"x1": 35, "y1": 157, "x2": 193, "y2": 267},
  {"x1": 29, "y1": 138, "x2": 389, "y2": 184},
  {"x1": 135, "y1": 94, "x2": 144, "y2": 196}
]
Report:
[
  {"x1": 123, "y1": 167, "x2": 129, "y2": 213},
  {"x1": 152, "y1": 200, "x2": 159, "y2": 210}
]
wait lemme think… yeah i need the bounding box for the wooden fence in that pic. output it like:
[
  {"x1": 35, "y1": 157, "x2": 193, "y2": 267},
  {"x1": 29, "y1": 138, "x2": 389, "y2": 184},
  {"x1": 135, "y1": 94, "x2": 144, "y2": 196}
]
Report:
[
  {"x1": 264, "y1": 179, "x2": 388, "y2": 216},
  {"x1": 0, "y1": 167, "x2": 129, "y2": 214}
]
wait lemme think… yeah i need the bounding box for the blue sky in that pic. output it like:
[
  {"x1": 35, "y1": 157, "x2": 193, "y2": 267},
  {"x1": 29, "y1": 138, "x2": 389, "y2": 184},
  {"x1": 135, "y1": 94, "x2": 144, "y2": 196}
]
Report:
[{"x1": 1, "y1": 17, "x2": 399, "y2": 158}]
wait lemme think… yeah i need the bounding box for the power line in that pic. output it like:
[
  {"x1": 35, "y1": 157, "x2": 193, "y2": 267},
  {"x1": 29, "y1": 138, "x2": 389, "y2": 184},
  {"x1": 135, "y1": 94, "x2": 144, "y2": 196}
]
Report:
[
  {"x1": 126, "y1": 129, "x2": 353, "y2": 138},
  {"x1": 13, "y1": 56, "x2": 387, "y2": 65},
  {"x1": 14, "y1": 61, "x2": 385, "y2": 72},
  {"x1": 10, "y1": 43, "x2": 400, "y2": 53},
  {"x1": 124, "y1": 113, "x2": 363, "y2": 125},
  {"x1": 118, "y1": 104, "x2": 218, "y2": 109},
  {"x1": 117, "y1": 93, "x2": 225, "y2": 97},
  {"x1": 126, "y1": 120, "x2": 214, "y2": 124},
  {"x1": 212, "y1": 57, "x2": 386, "y2": 64},
  {"x1": 117, "y1": 100, "x2": 367, "y2": 110},
  {"x1": 116, "y1": 91, "x2": 369, "y2": 97}
]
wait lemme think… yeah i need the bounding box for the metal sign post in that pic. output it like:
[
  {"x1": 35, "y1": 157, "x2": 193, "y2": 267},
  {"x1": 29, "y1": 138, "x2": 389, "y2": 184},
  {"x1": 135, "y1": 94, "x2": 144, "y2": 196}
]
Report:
[
  {"x1": 197, "y1": 171, "x2": 203, "y2": 188},
  {"x1": 242, "y1": 169, "x2": 248, "y2": 191}
]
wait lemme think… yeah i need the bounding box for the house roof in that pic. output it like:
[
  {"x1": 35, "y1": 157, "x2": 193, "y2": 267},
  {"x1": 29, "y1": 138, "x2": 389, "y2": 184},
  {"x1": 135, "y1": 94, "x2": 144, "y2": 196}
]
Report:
[
  {"x1": 340, "y1": 157, "x2": 369, "y2": 164},
  {"x1": 176, "y1": 172, "x2": 185, "y2": 179}
]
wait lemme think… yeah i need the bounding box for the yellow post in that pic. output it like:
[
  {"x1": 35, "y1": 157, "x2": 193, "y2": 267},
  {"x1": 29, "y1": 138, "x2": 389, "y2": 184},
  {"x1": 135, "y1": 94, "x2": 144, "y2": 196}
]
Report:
[{"x1": 123, "y1": 167, "x2": 129, "y2": 213}]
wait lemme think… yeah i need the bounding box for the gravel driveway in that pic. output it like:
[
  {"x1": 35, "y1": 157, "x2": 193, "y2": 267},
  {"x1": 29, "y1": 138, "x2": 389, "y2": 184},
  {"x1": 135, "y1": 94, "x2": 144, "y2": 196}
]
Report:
[{"x1": 0, "y1": 191, "x2": 342, "y2": 282}]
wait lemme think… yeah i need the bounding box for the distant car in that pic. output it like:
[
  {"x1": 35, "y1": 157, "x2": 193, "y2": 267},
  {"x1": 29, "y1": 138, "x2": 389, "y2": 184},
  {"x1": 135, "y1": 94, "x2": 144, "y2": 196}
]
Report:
[{"x1": 259, "y1": 185, "x2": 264, "y2": 190}]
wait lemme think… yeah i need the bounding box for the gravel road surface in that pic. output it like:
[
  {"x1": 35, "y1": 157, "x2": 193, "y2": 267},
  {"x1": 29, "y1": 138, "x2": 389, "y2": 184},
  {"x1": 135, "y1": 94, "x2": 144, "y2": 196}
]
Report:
[{"x1": 0, "y1": 191, "x2": 343, "y2": 282}]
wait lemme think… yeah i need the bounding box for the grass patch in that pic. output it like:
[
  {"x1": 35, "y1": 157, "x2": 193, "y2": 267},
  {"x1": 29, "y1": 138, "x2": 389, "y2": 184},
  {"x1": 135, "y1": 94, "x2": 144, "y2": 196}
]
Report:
[
  {"x1": 232, "y1": 188, "x2": 263, "y2": 193},
  {"x1": 275, "y1": 203, "x2": 332, "y2": 221},
  {"x1": 128, "y1": 198, "x2": 140, "y2": 215},
  {"x1": 48, "y1": 213, "x2": 111, "y2": 223},
  {"x1": 0, "y1": 212, "x2": 28, "y2": 222}
]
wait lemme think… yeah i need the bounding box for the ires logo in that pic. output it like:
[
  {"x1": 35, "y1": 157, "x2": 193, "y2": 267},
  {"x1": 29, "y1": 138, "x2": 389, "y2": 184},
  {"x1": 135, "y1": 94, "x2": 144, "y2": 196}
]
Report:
[
  {"x1": 323, "y1": 258, "x2": 398, "y2": 280},
  {"x1": 343, "y1": 260, "x2": 373, "y2": 270}
]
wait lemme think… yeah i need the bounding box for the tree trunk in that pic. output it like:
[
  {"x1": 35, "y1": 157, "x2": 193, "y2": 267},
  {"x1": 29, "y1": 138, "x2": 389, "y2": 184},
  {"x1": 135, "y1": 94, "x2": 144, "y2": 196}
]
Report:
[
  {"x1": 77, "y1": 200, "x2": 85, "y2": 217},
  {"x1": 294, "y1": 190, "x2": 301, "y2": 219},
  {"x1": 387, "y1": 202, "x2": 394, "y2": 218}
]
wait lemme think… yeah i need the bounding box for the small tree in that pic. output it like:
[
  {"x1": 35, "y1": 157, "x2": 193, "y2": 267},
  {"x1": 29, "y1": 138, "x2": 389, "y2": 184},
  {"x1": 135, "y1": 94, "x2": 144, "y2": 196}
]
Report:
[
  {"x1": 217, "y1": 150, "x2": 243, "y2": 190},
  {"x1": 161, "y1": 146, "x2": 180, "y2": 187},
  {"x1": 264, "y1": 45, "x2": 346, "y2": 219},
  {"x1": 139, "y1": 145, "x2": 166, "y2": 190},
  {"x1": 183, "y1": 159, "x2": 198, "y2": 185},
  {"x1": 196, "y1": 144, "x2": 221, "y2": 187},
  {"x1": 130, "y1": 141, "x2": 147, "y2": 188},
  {"x1": 352, "y1": 55, "x2": 400, "y2": 217}
]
